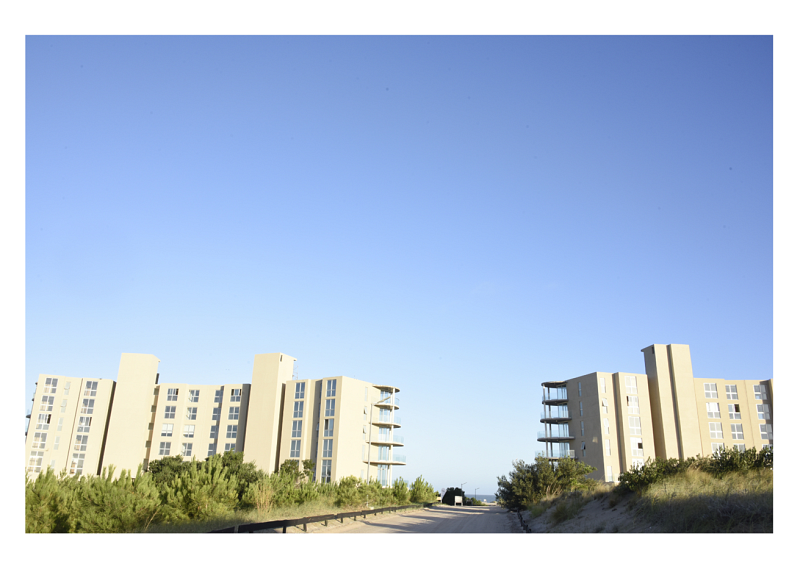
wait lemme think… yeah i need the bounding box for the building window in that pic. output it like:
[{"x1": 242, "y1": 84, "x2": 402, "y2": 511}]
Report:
[
  {"x1": 161, "y1": 424, "x2": 173, "y2": 437},
  {"x1": 579, "y1": 401, "x2": 583, "y2": 416},
  {"x1": 210, "y1": 425, "x2": 218, "y2": 438},
  {"x1": 709, "y1": 422, "x2": 723, "y2": 439},
  {"x1": 753, "y1": 385, "x2": 767, "y2": 400},
  {"x1": 230, "y1": 389, "x2": 241, "y2": 403},
  {"x1": 188, "y1": 390, "x2": 199, "y2": 403},
  {"x1": 83, "y1": 381, "x2": 98, "y2": 397},
  {"x1": 293, "y1": 401, "x2": 304, "y2": 418},
  {"x1": 629, "y1": 416, "x2": 642, "y2": 435},
  {"x1": 208, "y1": 443, "x2": 216, "y2": 457},
  {"x1": 631, "y1": 437, "x2": 643, "y2": 457},
  {"x1": 166, "y1": 388, "x2": 178, "y2": 401},
  {"x1": 212, "y1": 407, "x2": 220, "y2": 421},
  {"x1": 726, "y1": 384, "x2": 738, "y2": 399},
  {"x1": 32, "y1": 432, "x2": 47, "y2": 450},
  {"x1": 224, "y1": 443, "x2": 236, "y2": 452},
  {"x1": 731, "y1": 424, "x2": 744, "y2": 440},
  {"x1": 63, "y1": 381, "x2": 71, "y2": 396},
  {"x1": 627, "y1": 396, "x2": 639, "y2": 415},
  {"x1": 73, "y1": 435, "x2": 88, "y2": 452},
  {"x1": 40, "y1": 396, "x2": 54, "y2": 412},
  {"x1": 186, "y1": 407, "x2": 198, "y2": 420},
  {"x1": 181, "y1": 443, "x2": 193, "y2": 457},
  {"x1": 711, "y1": 442, "x2": 725, "y2": 454},
  {"x1": 81, "y1": 399, "x2": 95, "y2": 415},
  {"x1": 728, "y1": 404, "x2": 741, "y2": 420},
  {"x1": 631, "y1": 459, "x2": 644, "y2": 469},
  {"x1": 27, "y1": 451, "x2": 44, "y2": 473},
  {"x1": 60, "y1": 399, "x2": 68, "y2": 413},
  {"x1": 759, "y1": 424, "x2": 772, "y2": 440},
  {"x1": 580, "y1": 421, "x2": 584, "y2": 436},
  {"x1": 762, "y1": 444, "x2": 772, "y2": 450},
  {"x1": 159, "y1": 442, "x2": 171, "y2": 456},
  {"x1": 69, "y1": 453, "x2": 85, "y2": 476},
  {"x1": 290, "y1": 440, "x2": 301, "y2": 458},
  {"x1": 228, "y1": 406, "x2": 239, "y2": 420},
  {"x1": 164, "y1": 406, "x2": 176, "y2": 419},
  {"x1": 44, "y1": 377, "x2": 58, "y2": 394},
  {"x1": 603, "y1": 418, "x2": 609, "y2": 435},
  {"x1": 605, "y1": 466, "x2": 613, "y2": 482},
  {"x1": 292, "y1": 420, "x2": 302, "y2": 438},
  {"x1": 733, "y1": 444, "x2": 746, "y2": 452},
  {"x1": 704, "y1": 383, "x2": 718, "y2": 399},
  {"x1": 625, "y1": 376, "x2": 638, "y2": 394},
  {"x1": 184, "y1": 425, "x2": 195, "y2": 438},
  {"x1": 324, "y1": 419, "x2": 334, "y2": 437},
  {"x1": 325, "y1": 399, "x2": 335, "y2": 417},
  {"x1": 706, "y1": 402, "x2": 721, "y2": 419},
  {"x1": 214, "y1": 388, "x2": 223, "y2": 403},
  {"x1": 323, "y1": 439, "x2": 333, "y2": 458},
  {"x1": 757, "y1": 404, "x2": 770, "y2": 420},
  {"x1": 321, "y1": 460, "x2": 332, "y2": 483},
  {"x1": 600, "y1": 377, "x2": 606, "y2": 394},
  {"x1": 36, "y1": 413, "x2": 51, "y2": 430},
  {"x1": 295, "y1": 382, "x2": 305, "y2": 400},
  {"x1": 604, "y1": 439, "x2": 611, "y2": 456},
  {"x1": 578, "y1": 382, "x2": 582, "y2": 396},
  {"x1": 57, "y1": 417, "x2": 64, "y2": 431},
  {"x1": 326, "y1": 379, "x2": 337, "y2": 398},
  {"x1": 226, "y1": 425, "x2": 238, "y2": 439},
  {"x1": 601, "y1": 399, "x2": 608, "y2": 414},
  {"x1": 581, "y1": 442, "x2": 586, "y2": 457}
]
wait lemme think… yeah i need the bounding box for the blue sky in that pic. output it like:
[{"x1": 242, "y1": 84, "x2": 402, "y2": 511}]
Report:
[{"x1": 25, "y1": 36, "x2": 772, "y2": 494}]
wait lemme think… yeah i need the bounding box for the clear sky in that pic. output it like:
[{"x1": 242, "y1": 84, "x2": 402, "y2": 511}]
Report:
[{"x1": 25, "y1": 36, "x2": 772, "y2": 495}]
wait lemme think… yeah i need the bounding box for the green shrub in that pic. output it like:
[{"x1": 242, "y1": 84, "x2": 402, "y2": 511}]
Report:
[
  {"x1": 409, "y1": 476, "x2": 437, "y2": 503},
  {"x1": 161, "y1": 457, "x2": 239, "y2": 522},
  {"x1": 25, "y1": 468, "x2": 79, "y2": 533},
  {"x1": 392, "y1": 477, "x2": 410, "y2": 504},
  {"x1": 496, "y1": 457, "x2": 596, "y2": 509}
]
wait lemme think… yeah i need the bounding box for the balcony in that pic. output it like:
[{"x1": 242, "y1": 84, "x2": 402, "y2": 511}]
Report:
[
  {"x1": 370, "y1": 434, "x2": 404, "y2": 446},
  {"x1": 540, "y1": 408, "x2": 572, "y2": 422},
  {"x1": 373, "y1": 414, "x2": 401, "y2": 428},
  {"x1": 537, "y1": 429, "x2": 574, "y2": 442},
  {"x1": 542, "y1": 387, "x2": 568, "y2": 404},
  {"x1": 366, "y1": 454, "x2": 407, "y2": 465},
  {"x1": 537, "y1": 449, "x2": 575, "y2": 459},
  {"x1": 375, "y1": 396, "x2": 400, "y2": 409}
]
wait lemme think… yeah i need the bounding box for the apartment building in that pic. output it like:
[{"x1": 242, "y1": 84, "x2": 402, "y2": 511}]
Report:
[
  {"x1": 25, "y1": 352, "x2": 406, "y2": 486},
  {"x1": 538, "y1": 344, "x2": 773, "y2": 483}
]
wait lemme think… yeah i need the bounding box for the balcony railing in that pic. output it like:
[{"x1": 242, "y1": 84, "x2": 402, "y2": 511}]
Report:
[
  {"x1": 375, "y1": 415, "x2": 401, "y2": 425},
  {"x1": 538, "y1": 449, "x2": 575, "y2": 459},
  {"x1": 541, "y1": 408, "x2": 572, "y2": 420},
  {"x1": 391, "y1": 454, "x2": 407, "y2": 463},
  {"x1": 542, "y1": 388, "x2": 568, "y2": 402},
  {"x1": 537, "y1": 428, "x2": 573, "y2": 440}
]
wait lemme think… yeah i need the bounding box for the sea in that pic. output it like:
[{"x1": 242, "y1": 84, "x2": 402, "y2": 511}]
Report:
[{"x1": 469, "y1": 494, "x2": 497, "y2": 503}]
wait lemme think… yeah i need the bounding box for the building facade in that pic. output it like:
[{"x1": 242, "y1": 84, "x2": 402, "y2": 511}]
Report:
[
  {"x1": 25, "y1": 352, "x2": 406, "y2": 486},
  {"x1": 538, "y1": 344, "x2": 773, "y2": 483}
]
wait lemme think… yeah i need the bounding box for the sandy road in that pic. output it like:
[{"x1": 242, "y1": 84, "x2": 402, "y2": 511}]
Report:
[{"x1": 318, "y1": 505, "x2": 519, "y2": 533}]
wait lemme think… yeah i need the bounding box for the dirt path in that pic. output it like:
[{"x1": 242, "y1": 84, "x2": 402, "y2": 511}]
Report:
[{"x1": 317, "y1": 504, "x2": 519, "y2": 533}]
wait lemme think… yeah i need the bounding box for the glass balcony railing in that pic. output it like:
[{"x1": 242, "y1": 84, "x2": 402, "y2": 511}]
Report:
[
  {"x1": 537, "y1": 449, "x2": 575, "y2": 459},
  {"x1": 542, "y1": 388, "x2": 568, "y2": 402},
  {"x1": 541, "y1": 408, "x2": 572, "y2": 420},
  {"x1": 537, "y1": 428, "x2": 572, "y2": 439},
  {"x1": 392, "y1": 454, "x2": 407, "y2": 463}
]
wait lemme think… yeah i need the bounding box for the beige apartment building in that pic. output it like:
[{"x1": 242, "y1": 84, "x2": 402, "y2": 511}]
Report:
[
  {"x1": 538, "y1": 344, "x2": 773, "y2": 483},
  {"x1": 25, "y1": 352, "x2": 406, "y2": 486}
]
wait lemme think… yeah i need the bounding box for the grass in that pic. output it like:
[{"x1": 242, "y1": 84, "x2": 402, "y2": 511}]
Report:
[{"x1": 548, "y1": 491, "x2": 592, "y2": 526}]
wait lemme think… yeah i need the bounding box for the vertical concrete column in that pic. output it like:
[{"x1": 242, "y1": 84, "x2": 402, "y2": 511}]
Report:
[
  {"x1": 667, "y1": 344, "x2": 702, "y2": 459},
  {"x1": 643, "y1": 345, "x2": 681, "y2": 459}
]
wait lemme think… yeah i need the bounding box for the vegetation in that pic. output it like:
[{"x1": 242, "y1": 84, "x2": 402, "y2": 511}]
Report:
[
  {"x1": 25, "y1": 454, "x2": 438, "y2": 533},
  {"x1": 495, "y1": 456, "x2": 597, "y2": 510}
]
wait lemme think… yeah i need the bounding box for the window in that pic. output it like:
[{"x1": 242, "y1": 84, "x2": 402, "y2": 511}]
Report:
[
  {"x1": 81, "y1": 399, "x2": 95, "y2": 414},
  {"x1": 210, "y1": 425, "x2": 218, "y2": 438},
  {"x1": 323, "y1": 439, "x2": 333, "y2": 458},
  {"x1": 40, "y1": 396, "x2": 54, "y2": 411},
  {"x1": 605, "y1": 466, "x2": 613, "y2": 482},
  {"x1": 293, "y1": 401, "x2": 304, "y2": 418},
  {"x1": 580, "y1": 421, "x2": 584, "y2": 436},
  {"x1": 64, "y1": 381, "x2": 71, "y2": 395},
  {"x1": 631, "y1": 459, "x2": 644, "y2": 469},
  {"x1": 159, "y1": 442, "x2": 171, "y2": 456},
  {"x1": 706, "y1": 402, "x2": 721, "y2": 419},
  {"x1": 321, "y1": 460, "x2": 332, "y2": 483},
  {"x1": 601, "y1": 399, "x2": 608, "y2": 414},
  {"x1": 364, "y1": 406, "x2": 368, "y2": 421},
  {"x1": 704, "y1": 383, "x2": 718, "y2": 399},
  {"x1": 728, "y1": 404, "x2": 741, "y2": 420},
  {"x1": 730, "y1": 424, "x2": 744, "y2": 440},
  {"x1": 733, "y1": 444, "x2": 746, "y2": 452},
  {"x1": 625, "y1": 376, "x2": 638, "y2": 394},
  {"x1": 629, "y1": 416, "x2": 642, "y2": 435},
  {"x1": 212, "y1": 407, "x2": 221, "y2": 421},
  {"x1": 292, "y1": 420, "x2": 302, "y2": 438},
  {"x1": 725, "y1": 384, "x2": 738, "y2": 399},
  {"x1": 166, "y1": 388, "x2": 178, "y2": 401},
  {"x1": 295, "y1": 382, "x2": 305, "y2": 399},
  {"x1": 709, "y1": 422, "x2": 723, "y2": 439},
  {"x1": 32, "y1": 432, "x2": 47, "y2": 449},
  {"x1": 164, "y1": 406, "x2": 176, "y2": 419},
  {"x1": 631, "y1": 437, "x2": 644, "y2": 457},
  {"x1": 224, "y1": 443, "x2": 236, "y2": 452},
  {"x1": 578, "y1": 382, "x2": 582, "y2": 396},
  {"x1": 228, "y1": 406, "x2": 239, "y2": 420},
  {"x1": 581, "y1": 442, "x2": 586, "y2": 457},
  {"x1": 753, "y1": 385, "x2": 767, "y2": 400},
  {"x1": 188, "y1": 390, "x2": 199, "y2": 403},
  {"x1": 290, "y1": 440, "x2": 301, "y2": 458},
  {"x1": 69, "y1": 453, "x2": 85, "y2": 476},
  {"x1": 183, "y1": 425, "x2": 195, "y2": 438},
  {"x1": 326, "y1": 379, "x2": 337, "y2": 398},
  {"x1": 161, "y1": 424, "x2": 173, "y2": 437},
  {"x1": 60, "y1": 399, "x2": 67, "y2": 413},
  {"x1": 759, "y1": 424, "x2": 772, "y2": 440},
  {"x1": 627, "y1": 396, "x2": 639, "y2": 415},
  {"x1": 76, "y1": 416, "x2": 91, "y2": 433},
  {"x1": 37, "y1": 413, "x2": 51, "y2": 430},
  {"x1": 27, "y1": 451, "x2": 44, "y2": 473},
  {"x1": 711, "y1": 442, "x2": 725, "y2": 454},
  {"x1": 84, "y1": 381, "x2": 98, "y2": 397},
  {"x1": 762, "y1": 444, "x2": 772, "y2": 450},
  {"x1": 186, "y1": 407, "x2": 197, "y2": 420},
  {"x1": 53, "y1": 436, "x2": 60, "y2": 450},
  {"x1": 600, "y1": 377, "x2": 606, "y2": 394},
  {"x1": 181, "y1": 443, "x2": 193, "y2": 457},
  {"x1": 604, "y1": 439, "x2": 611, "y2": 456},
  {"x1": 603, "y1": 418, "x2": 610, "y2": 435},
  {"x1": 44, "y1": 377, "x2": 58, "y2": 394},
  {"x1": 214, "y1": 388, "x2": 223, "y2": 403},
  {"x1": 73, "y1": 435, "x2": 88, "y2": 451},
  {"x1": 57, "y1": 417, "x2": 63, "y2": 431},
  {"x1": 757, "y1": 404, "x2": 770, "y2": 420},
  {"x1": 579, "y1": 401, "x2": 583, "y2": 416},
  {"x1": 208, "y1": 443, "x2": 216, "y2": 457},
  {"x1": 230, "y1": 389, "x2": 241, "y2": 402},
  {"x1": 226, "y1": 425, "x2": 238, "y2": 439},
  {"x1": 324, "y1": 419, "x2": 334, "y2": 437},
  {"x1": 325, "y1": 399, "x2": 335, "y2": 417}
]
